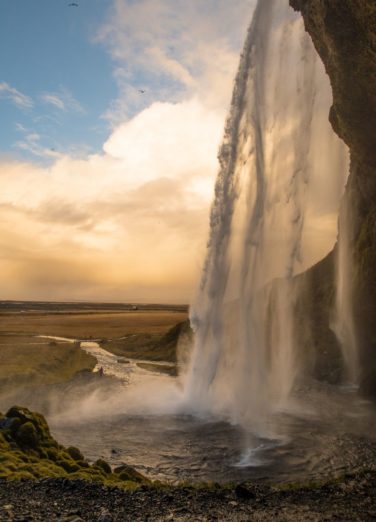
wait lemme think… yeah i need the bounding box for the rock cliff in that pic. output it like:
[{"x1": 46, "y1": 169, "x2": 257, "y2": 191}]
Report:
[{"x1": 290, "y1": 0, "x2": 376, "y2": 395}]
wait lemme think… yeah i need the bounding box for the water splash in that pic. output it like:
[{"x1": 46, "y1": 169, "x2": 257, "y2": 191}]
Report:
[{"x1": 183, "y1": 0, "x2": 349, "y2": 433}]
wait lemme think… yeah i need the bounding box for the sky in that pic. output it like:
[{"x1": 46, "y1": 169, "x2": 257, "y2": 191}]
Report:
[{"x1": 0, "y1": 0, "x2": 256, "y2": 303}]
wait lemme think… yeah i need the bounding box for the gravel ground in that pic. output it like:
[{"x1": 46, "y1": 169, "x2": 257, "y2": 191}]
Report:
[{"x1": 1, "y1": 471, "x2": 376, "y2": 521}]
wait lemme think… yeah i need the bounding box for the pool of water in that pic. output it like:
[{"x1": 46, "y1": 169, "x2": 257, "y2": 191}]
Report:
[{"x1": 46, "y1": 341, "x2": 376, "y2": 484}]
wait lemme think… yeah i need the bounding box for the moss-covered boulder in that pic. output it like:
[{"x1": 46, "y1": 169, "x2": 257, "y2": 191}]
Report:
[
  {"x1": 114, "y1": 464, "x2": 147, "y2": 483},
  {"x1": 94, "y1": 458, "x2": 112, "y2": 474},
  {"x1": 0, "y1": 406, "x2": 150, "y2": 488},
  {"x1": 66, "y1": 446, "x2": 84, "y2": 462}
]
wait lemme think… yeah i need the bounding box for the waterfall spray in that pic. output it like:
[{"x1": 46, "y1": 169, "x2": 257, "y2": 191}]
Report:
[{"x1": 183, "y1": 0, "x2": 349, "y2": 433}]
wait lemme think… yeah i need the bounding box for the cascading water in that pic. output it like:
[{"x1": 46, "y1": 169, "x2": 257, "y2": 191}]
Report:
[
  {"x1": 333, "y1": 197, "x2": 359, "y2": 384},
  {"x1": 183, "y1": 0, "x2": 350, "y2": 433}
]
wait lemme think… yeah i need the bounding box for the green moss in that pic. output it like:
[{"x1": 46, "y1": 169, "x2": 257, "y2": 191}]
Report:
[
  {"x1": 95, "y1": 459, "x2": 112, "y2": 474},
  {"x1": 10, "y1": 471, "x2": 35, "y2": 480},
  {"x1": 56, "y1": 458, "x2": 80, "y2": 473},
  {"x1": 16, "y1": 422, "x2": 38, "y2": 448},
  {"x1": 66, "y1": 446, "x2": 84, "y2": 462},
  {"x1": 114, "y1": 464, "x2": 147, "y2": 483},
  {"x1": 77, "y1": 459, "x2": 89, "y2": 468},
  {"x1": 0, "y1": 341, "x2": 97, "y2": 395},
  {"x1": 0, "y1": 406, "x2": 149, "y2": 488}
]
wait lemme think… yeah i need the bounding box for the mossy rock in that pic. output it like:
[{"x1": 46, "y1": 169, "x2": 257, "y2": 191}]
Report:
[
  {"x1": 56, "y1": 458, "x2": 80, "y2": 474},
  {"x1": 46, "y1": 448, "x2": 59, "y2": 461},
  {"x1": 66, "y1": 446, "x2": 84, "y2": 462},
  {"x1": 0, "y1": 406, "x2": 148, "y2": 487},
  {"x1": 94, "y1": 459, "x2": 112, "y2": 474},
  {"x1": 77, "y1": 459, "x2": 90, "y2": 469},
  {"x1": 114, "y1": 464, "x2": 147, "y2": 483},
  {"x1": 16, "y1": 422, "x2": 38, "y2": 449}
]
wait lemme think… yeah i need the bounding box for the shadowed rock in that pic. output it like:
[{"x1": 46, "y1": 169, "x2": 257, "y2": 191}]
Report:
[{"x1": 290, "y1": 0, "x2": 376, "y2": 396}]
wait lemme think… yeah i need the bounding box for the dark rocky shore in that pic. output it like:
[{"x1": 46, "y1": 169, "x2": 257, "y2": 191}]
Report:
[
  {"x1": 1, "y1": 471, "x2": 376, "y2": 521},
  {"x1": 1, "y1": 406, "x2": 376, "y2": 521}
]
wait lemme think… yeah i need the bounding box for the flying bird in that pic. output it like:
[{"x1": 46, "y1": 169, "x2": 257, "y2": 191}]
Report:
[
  {"x1": 139, "y1": 89, "x2": 146, "y2": 94},
  {"x1": 68, "y1": 2, "x2": 79, "y2": 6}
]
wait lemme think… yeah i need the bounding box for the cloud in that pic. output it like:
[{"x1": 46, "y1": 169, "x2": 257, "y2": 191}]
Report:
[
  {"x1": 103, "y1": 98, "x2": 223, "y2": 189},
  {"x1": 14, "y1": 132, "x2": 62, "y2": 159},
  {"x1": 97, "y1": 0, "x2": 256, "y2": 123},
  {"x1": 15, "y1": 122, "x2": 27, "y2": 132},
  {"x1": 40, "y1": 87, "x2": 85, "y2": 113},
  {"x1": 0, "y1": 97, "x2": 223, "y2": 302},
  {"x1": 0, "y1": 82, "x2": 34, "y2": 109},
  {"x1": 41, "y1": 94, "x2": 65, "y2": 110}
]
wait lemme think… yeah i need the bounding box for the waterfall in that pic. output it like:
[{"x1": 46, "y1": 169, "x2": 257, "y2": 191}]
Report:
[
  {"x1": 333, "y1": 197, "x2": 359, "y2": 384},
  {"x1": 183, "y1": 0, "x2": 349, "y2": 432}
]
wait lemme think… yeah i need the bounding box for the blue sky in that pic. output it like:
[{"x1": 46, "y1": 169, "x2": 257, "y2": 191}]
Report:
[{"x1": 0, "y1": 0, "x2": 116, "y2": 160}]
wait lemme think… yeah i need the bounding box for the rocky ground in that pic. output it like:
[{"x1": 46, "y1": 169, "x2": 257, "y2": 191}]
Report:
[{"x1": 1, "y1": 471, "x2": 376, "y2": 521}]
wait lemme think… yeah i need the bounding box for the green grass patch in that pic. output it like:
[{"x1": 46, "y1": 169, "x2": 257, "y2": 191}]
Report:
[{"x1": 0, "y1": 337, "x2": 96, "y2": 393}]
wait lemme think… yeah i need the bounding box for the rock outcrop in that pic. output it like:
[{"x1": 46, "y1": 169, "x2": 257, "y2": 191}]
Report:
[{"x1": 290, "y1": 0, "x2": 376, "y2": 395}]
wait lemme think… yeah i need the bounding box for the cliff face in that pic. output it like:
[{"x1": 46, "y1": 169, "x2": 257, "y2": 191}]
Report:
[
  {"x1": 290, "y1": 0, "x2": 376, "y2": 394},
  {"x1": 290, "y1": 0, "x2": 376, "y2": 160}
]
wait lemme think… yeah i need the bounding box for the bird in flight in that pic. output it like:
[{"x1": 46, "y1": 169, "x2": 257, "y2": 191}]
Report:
[
  {"x1": 139, "y1": 89, "x2": 146, "y2": 94},
  {"x1": 68, "y1": 2, "x2": 79, "y2": 6}
]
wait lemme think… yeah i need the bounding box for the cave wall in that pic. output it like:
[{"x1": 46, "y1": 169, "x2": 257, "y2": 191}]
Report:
[{"x1": 290, "y1": 0, "x2": 376, "y2": 394}]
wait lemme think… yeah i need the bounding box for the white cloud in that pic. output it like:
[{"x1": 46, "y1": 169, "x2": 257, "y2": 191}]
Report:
[
  {"x1": 4, "y1": 99, "x2": 222, "y2": 209},
  {"x1": 40, "y1": 87, "x2": 85, "y2": 113},
  {"x1": 0, "y1": 82, "x2": 34, "y2": 109},
  {"x1": 0, "y1": 97, "x2": 223, "y2": 301},
  {"x1": 103, "y1": 98, "x2": 223, "y2": 188},
  {"x1": 14, "y1": 122, "x2": 27, "y2": 132},
  {"x1": 97, "y1": 0, "x2": 256, "y2": 122},
  {"x1": 14, "y1": 132, "x2": 62, "y2": 159},
  {"x1": 42, "y1": 94, "x2": 65, "y2": 110}
]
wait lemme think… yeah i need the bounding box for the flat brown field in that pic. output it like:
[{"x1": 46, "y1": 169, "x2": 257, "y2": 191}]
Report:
[
  {"x1": 0, "y1": 310, "x2": 188, "y2": 339},
  {"x1": 0, "y1": 306, "x2": 188, "y2": 394}
]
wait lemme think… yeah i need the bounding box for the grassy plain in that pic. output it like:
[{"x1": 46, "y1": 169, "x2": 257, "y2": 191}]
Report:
[
  {"x1": 0, "y1": 336, "x2": 96, "y2": 392},
  {"x1": 0, "y1": 309, "x2": 187, "y2": 339},
  {"x1": 0, "y1": 303, "x2": 189, "y2": 392}
]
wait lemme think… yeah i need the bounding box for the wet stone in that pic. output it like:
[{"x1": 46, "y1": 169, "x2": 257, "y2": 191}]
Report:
[{"x1": 235, "y1": 484, "x2": 256, "y2": 500}]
